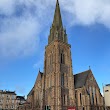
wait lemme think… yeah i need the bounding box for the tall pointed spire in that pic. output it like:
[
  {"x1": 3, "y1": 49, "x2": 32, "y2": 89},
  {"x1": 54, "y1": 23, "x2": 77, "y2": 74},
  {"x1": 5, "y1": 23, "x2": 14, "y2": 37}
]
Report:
[
  {"x1": 48, "y1": 0, "x2": 68, "y2": 44},
  {"x1": 52, "y1": 0, "x2": 63, "y2": 28}
]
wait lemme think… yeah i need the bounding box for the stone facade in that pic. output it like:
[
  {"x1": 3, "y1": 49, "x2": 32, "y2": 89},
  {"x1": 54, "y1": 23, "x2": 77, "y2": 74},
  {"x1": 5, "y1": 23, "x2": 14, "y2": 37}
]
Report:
[
  {"x1": 0, "y1": 90, "x2": 16, "y2": 110},
  {"x1": 0, "y1": 90, "x2": 26, "y2": 110},
  {"x1": 104, "y1": 84, "x2": 110, "y2": 108},
  {"x1": 74, "y1": 70, "x2": 104, "y2": 110},
  {"x1": 18, "y1": 0, "x2": 104, "y2": 110},
  {"x1": 27, "y1": 1, "x2": 76, "y2": 110}
]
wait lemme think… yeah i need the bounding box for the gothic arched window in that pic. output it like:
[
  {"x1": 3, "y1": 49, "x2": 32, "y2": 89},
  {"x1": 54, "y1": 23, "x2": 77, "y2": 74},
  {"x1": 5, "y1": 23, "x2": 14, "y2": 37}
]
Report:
[
  {"x1": 50, "y1": 54, "x2": 52, "y2": 65},
  {"x1": 92, "y1": 93, "x2": 94, "y2": 104},
  {"x1": 61, "y1": 73, "x2": 64, "y2": 86},
  {"x1": 61, "y1": 52, "x2": 65, "y2": 64},
  {"x1": 61, "y1": 53, "x2": 63, "y2": 63},
  {"x1": 80, "y1": 93, "x2": 82, "y2": 106},
  {"x1": 63, "y1": 95, "x2": 65, "y2": 105}
]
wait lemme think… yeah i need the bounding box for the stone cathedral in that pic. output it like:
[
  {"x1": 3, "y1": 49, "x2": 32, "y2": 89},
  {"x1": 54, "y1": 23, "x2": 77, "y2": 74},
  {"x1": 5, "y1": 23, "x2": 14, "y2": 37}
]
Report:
[{"x1": 17, "y1": 0, "x2": 104, "y2": 110}]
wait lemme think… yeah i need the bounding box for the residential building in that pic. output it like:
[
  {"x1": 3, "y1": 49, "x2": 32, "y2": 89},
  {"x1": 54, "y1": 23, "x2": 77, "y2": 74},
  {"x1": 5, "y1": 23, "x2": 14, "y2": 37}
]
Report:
[
  {"x1": 104, "y1": 84, "x2": 110, "y2": 109},
  {"x1": 0, "y1": 90, "x2": 26, "y2": 110},
  {"x1": 16, "y1": 96, "x2": 26, "y2": 108},
  {"x1": 0, "y1": 90, "x2": 16, "y2": 110}
]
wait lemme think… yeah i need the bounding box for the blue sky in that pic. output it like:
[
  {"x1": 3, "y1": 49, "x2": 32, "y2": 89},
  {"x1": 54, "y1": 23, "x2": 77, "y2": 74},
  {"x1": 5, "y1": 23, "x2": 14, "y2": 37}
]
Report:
[{"x1": 0, "y1": 0, "x2": 110, "y2": 96}]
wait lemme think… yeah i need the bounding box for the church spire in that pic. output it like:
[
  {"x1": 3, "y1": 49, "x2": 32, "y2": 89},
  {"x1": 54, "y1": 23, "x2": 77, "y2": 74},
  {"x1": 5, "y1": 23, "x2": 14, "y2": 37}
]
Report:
[
  {"x1": 48, "y1": 0, "x2": 68, "y2": 44},
  {"x1": 52, "y1": 0, "x2": 63, "y2": 28}
]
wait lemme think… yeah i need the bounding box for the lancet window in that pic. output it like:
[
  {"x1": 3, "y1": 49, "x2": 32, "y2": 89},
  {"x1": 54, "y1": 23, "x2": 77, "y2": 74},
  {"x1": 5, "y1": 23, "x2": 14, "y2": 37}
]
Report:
[{"x1": 61, "y1": 51, "x2": 65, "y2": 64}]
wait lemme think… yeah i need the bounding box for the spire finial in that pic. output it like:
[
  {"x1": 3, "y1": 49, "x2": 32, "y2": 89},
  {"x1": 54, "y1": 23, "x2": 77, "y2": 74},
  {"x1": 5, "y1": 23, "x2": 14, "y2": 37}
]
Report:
[
  {"x1": 48, "y1": 0, "x2": 68, "y2": 44},
  {"x1": 53, "y1": 0, "x2": 62, "y2": 28},
  {"x1": 57, "y1": 0, "x2": 59, "y2": 4}
]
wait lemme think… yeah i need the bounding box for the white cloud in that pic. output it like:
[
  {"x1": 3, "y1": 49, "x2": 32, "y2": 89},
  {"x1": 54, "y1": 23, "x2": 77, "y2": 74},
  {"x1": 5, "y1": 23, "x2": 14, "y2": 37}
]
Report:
[
  {"x1": 62, "y1": 0, "x2": 110, "y2": 27},
  {"x1": 0, "y1": 16, "x2": 40, "y2": 57},
  {"x1": 0, "y1": 0, "x2": 110, "y2": 58},
  {"x1": 0, "y1": 0, "x2": 15, "y2": 15}
]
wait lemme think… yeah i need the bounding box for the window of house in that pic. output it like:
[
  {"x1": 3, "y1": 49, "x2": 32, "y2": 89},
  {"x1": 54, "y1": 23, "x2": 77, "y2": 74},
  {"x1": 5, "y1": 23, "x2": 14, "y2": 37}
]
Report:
[
  {"x1": 12, "y1": 100, "x2": 14, "y2": 103},
  {"x1": 7, "y1": 95, "x2": 10, "y2": 99},
  {"x1": 12, "y1": 95, "x2": 15, "y2": 99},
  {"x1": 105, "y1": 90, "x2": 109, "y2": 92},
  {"x1": 2, "y1": 94, "x2": 4, "y2": 97}
]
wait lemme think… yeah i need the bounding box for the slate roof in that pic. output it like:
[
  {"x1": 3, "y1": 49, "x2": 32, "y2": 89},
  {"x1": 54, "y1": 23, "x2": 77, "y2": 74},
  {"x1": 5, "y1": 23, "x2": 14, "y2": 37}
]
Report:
[
  {"x1": 36, "y1": 71, "x2": 43, "y2": 81},
  {"x1": 27, "y1": 87, "x2": 34, "y2": 96},
  {"x1": 40, "y1": 72, "x2": 43, "y2": 78},
  {"x1": 28, "y1": 71, "x2": 43, "y2": 96},
  {"x1": 106, "y1": 84, "x2": 110, "y2": 86},
  {"x1": 0, "y1": 90, "x2": 16, "y2": 95},
  {"x1": 74, "y1": 70, "x2": 91, "y2": 89},
  {"x1": 16, "y1": 96, "x2": 25, "y2": 100}
]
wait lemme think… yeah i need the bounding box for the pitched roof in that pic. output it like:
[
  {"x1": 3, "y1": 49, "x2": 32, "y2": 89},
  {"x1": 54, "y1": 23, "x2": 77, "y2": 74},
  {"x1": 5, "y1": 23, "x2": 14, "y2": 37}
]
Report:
[
  {"x1": 28, "y1": 71, "x2": 43, "y2": 96},
  {"x1": 0, "y1": 90, "x2": 16, "y2": 95},
  {"x1": 36, "y1": 71, "x2": 43, "y2": 82},
  {"x1": 74, "y1": 70, "x2": 91, "y2": 89},
  {"x1": 106, "y1": 84, "x2": 110, "y2": 86},
  {"x1": 27, "y1": 87, "x2": 34, "y2": 96},
  {"x1": 16, "y1": 96, "x2": 25, "y2": 100}
]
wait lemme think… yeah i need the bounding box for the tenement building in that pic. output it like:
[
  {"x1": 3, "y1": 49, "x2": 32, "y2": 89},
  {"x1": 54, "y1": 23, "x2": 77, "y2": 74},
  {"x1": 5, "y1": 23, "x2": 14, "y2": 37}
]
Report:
[
  {"x1": 0, "y1": 90, "x2": 26, "y2": 110},
  {"x1": 104, "y1": 84, "x2": 110, "y2": 109},
  {"x1": 18, "y1": 0, "x2": 104, "y2": 110},
  {"x1": 0, "y1": 90, "x2": 16, "y2": 110}
]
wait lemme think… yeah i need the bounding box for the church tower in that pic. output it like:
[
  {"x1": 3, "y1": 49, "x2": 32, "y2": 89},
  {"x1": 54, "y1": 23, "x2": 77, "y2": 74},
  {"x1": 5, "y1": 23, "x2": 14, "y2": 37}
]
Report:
[{"x1": 43, "y1": 0, "x2": 76, "y2": 110}]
